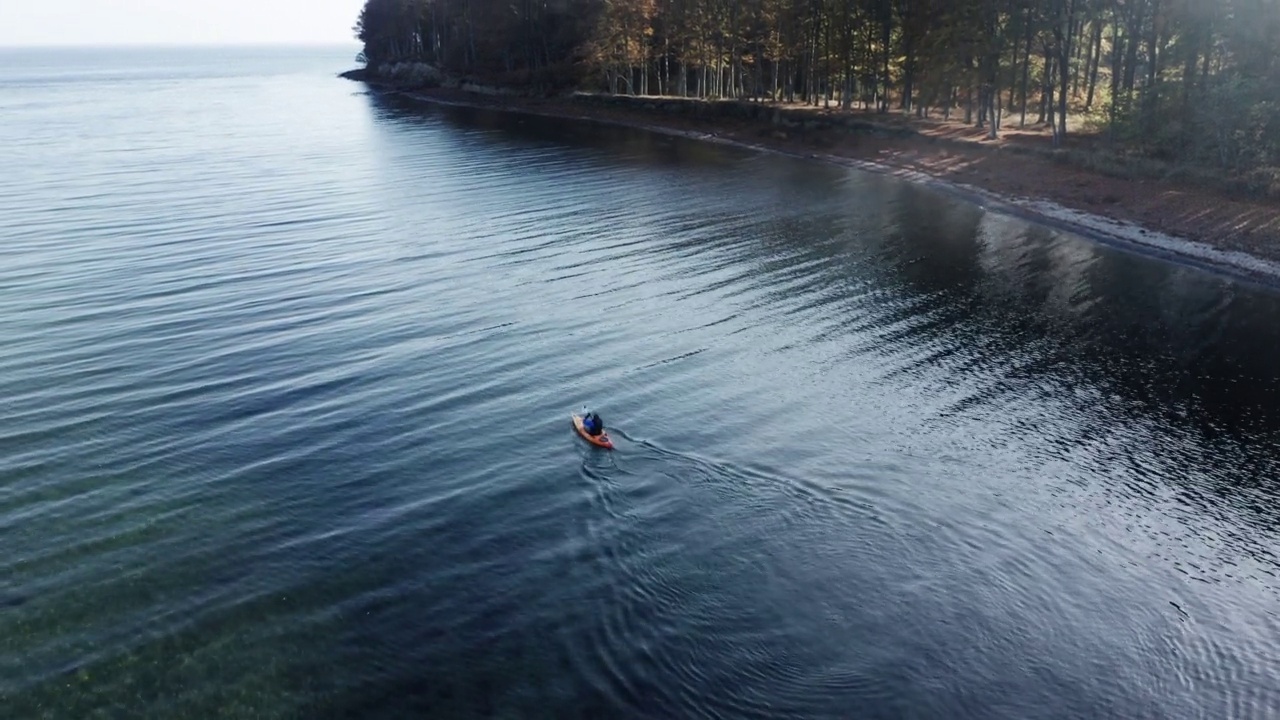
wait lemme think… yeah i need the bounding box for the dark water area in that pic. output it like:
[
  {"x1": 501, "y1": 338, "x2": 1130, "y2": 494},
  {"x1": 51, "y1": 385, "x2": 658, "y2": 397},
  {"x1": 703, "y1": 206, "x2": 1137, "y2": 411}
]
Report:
[{"x1": 2, "y1": 47, "x2": 1279, "y2": 719}]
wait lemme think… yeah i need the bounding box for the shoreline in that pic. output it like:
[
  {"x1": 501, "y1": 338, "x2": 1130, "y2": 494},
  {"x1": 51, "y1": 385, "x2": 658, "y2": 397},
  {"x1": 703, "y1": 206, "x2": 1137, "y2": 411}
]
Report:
[{"x1": 353, "y1": 78, "x2": 1280, "y2": 288}]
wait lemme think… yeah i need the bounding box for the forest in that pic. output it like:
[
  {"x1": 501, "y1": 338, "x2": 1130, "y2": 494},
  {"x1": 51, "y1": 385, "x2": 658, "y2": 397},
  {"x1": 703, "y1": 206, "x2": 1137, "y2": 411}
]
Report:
[{"x1": 353, "y1": 0, "x2": 1280, "y2": 190}]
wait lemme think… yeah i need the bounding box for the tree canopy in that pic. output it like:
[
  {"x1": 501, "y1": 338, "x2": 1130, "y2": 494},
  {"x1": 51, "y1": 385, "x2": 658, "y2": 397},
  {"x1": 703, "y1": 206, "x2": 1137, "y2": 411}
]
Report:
[{"x1": 355, "y1": 0, "x2": 1280, "y2": 185}]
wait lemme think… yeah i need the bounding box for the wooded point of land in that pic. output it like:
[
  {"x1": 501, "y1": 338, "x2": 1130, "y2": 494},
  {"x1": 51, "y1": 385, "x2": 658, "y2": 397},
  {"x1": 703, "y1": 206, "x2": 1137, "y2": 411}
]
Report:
[{"x1": 354, "y1": 0, "x2": 1280, "y2": 197}]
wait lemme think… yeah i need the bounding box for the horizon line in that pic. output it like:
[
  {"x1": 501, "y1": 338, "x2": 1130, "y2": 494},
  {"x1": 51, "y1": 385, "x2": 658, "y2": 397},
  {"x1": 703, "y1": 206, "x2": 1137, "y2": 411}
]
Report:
[{"x1": 0, "y1": 40, "x2": 361, "y2": 50}]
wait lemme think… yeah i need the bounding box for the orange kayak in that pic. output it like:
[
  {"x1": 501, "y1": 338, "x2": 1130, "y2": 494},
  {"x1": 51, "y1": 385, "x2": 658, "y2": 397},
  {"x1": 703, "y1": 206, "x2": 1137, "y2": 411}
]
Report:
[{"x1": 571, "y1": 414, "x2": 614, "y2": 449}]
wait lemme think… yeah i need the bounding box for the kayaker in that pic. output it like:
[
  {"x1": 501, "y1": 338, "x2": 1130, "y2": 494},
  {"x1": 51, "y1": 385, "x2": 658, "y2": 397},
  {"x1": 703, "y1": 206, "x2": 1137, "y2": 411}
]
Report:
[{"x1": 582, "y1": 411, "x2": 605, "y2": 436}]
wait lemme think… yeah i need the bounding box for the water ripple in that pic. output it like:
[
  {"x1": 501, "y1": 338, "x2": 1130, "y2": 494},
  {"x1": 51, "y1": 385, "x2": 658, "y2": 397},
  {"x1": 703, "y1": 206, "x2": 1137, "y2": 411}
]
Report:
[{"x1": 2, "y1": 47, "x2": 1280, "y2": 720}]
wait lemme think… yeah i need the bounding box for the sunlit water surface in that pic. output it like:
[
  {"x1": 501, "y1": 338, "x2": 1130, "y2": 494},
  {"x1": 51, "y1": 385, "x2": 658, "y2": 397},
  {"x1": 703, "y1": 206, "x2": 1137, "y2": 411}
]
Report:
[{"x1": 2, "y1": 46, "x2": 1278, "y2": 719}]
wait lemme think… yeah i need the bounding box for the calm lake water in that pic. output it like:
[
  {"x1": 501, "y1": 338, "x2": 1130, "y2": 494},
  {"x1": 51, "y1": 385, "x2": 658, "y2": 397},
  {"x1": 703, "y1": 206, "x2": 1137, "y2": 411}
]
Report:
[{"x1": 2, "y1": 46, "x2": 1279, "y2": 719}]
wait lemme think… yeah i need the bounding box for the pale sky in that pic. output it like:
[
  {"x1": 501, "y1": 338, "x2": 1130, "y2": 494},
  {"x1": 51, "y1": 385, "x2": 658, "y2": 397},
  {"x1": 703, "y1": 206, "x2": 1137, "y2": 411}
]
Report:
[{"x1": 0, "y1": 0, "x2": 366, "y2": 46}]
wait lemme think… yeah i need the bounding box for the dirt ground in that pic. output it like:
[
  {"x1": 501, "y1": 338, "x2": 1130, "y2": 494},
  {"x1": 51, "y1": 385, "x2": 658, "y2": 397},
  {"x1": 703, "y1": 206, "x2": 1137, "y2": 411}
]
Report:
[{"x1": 396, "y1": 86, "x2": 1280, "y2": 268}]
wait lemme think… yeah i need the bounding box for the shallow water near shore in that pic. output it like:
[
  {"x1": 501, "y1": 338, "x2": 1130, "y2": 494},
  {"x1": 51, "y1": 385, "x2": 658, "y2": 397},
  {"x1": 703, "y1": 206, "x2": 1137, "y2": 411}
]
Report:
[{"x1": 2, "y1": 47, "x2": 1280, "y2": 719}]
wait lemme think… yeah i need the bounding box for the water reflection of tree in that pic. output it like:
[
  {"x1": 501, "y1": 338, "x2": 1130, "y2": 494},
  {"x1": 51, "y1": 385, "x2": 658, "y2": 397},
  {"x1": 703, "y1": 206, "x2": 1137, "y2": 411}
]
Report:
[{"x1": 365, "y1": 93, "x2": 1280, "y2": 536}]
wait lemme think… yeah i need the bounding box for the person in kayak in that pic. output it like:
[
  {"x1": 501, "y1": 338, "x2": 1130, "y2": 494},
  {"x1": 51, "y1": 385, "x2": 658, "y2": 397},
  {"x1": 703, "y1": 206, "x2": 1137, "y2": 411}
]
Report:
[{"x1": 582, "y1": 411, "x2": 605, "y2": 437}]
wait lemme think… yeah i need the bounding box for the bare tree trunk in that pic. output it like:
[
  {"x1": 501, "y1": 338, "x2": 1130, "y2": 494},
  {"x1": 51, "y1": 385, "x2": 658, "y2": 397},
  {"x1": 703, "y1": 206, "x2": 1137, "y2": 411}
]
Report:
[
  {"x1": 1072, "y1": 20, "x2": 1087, "y2": 94},
  {"x1": 1008, "y1": 16, "x2": 1020, "y2": 116},
  {"x1": 729, "y1": 2, "x2": 740, "y2": 98},
  {"x1": 1107, "y1": 11, "x2": 1122, "y2": 139},
  {"x1": 464, "y1": 0, "x2": 477, "y2": 70},
  {"x1": 701, "y1": 46, "x2": 708, "y2": 98},
  {"x1": 660, "y1": 41, "x2": 668, "y2": 96},
  {"x1": 1020, "y1": 10, "x2": 1033, "y2": 127},
  {"x1": 716, "y1": 26, "x2": 724, "y2": 98},
  {"x1": 1085, "y1": 17, "x2": 1103, "y2": 109},
  {"x1": 823, "y1": 8, "x2": 832, "y2": 109},
  {"x1": 1122, "y1": 0, "x2": 1143, "y2": 92},
  {"x1": 987, "y1": 86, "x2": 998, "y2": 139},
  {"x1": 901, "y1": 0, "x2": 916, "y2": 112},
  {"x1": 978, "y1": 82, "x2": 988, "y2": 128},
  {"x1": 881, "y1": 13, "x2": 891, "y2": 112},
  {"x1": 1055, "y1": 0, "x2": 1077, "y2": 147},
  {"x1": 1145, "y1": 0, "x2": 1161, "y2": 88},
  {"x1": 1039, "y1": 44, "x2": 1053, "y2": 124}
]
